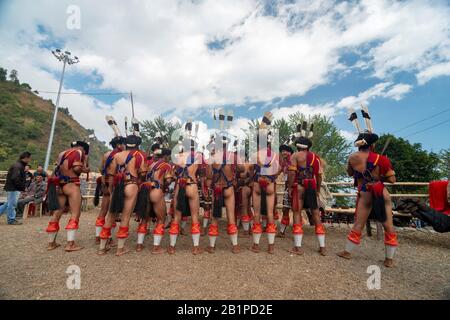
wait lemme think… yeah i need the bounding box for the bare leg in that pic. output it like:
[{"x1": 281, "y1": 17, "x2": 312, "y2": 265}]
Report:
[
  {"x1": 382, "y1": 189, "x2": 397, "y2": 267},
  {"x1": 116, "y1": 184, "x2": 138, "y2": 256},
  {"x1": 168, "y1": 186, "x2": 180, "y2": 254},
  {"x1": 151, "y1": 189, "x2": 166, "y2": 254},
  {"x1": 265, "y1": 183, "x2": 276, "y2": 254},
  {"x1": 240, "y1": 186, "x2": 252, "y2": 237},
  {"x1": 290, "y1": 188, "x2": 305, "y2": 255},
  {"x1": 187, "y1": 185, "x2": 203, "y2": 255},
  {"x1": 96, "y1": 192, "x2": 110, "y2": 243},
  {"x1": 64, "y1": 184, "x2": 84, "y2": 252},
  {"x1": 337, "y1": 192, "x2": 372, "y2": 259},
  {"x1": 250, "y1": 185, "x2": 262, "y2": 253},
  {"x1": 46, "y1": 193, "x2": 66, "y2": 250},
  {"x1": 224, "y1": 187, "x2": 239, "y2": 254}
]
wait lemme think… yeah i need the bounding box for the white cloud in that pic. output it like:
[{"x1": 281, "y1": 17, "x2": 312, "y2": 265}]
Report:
[
  {"x1": 271, "y1": 103, "x2": 336, "y2": 119},
  {"x1": 336, "y1": 82, "x2": 411, "y2": 109},
  {"x1": 0, "y1": 0, "x2": 449, "y2": 142},
  {"x1": 417, "y1": 61, "x2": 450, "y2": 85}
]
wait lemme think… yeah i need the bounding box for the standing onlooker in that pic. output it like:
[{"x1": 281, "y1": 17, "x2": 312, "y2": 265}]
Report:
[
  {"x1": 24, "y1": 164, "x2": 33, "y2": 188},
  {"x1": 16, "y1": 175, "x2": 46, "y2": 218},
  {"x1": 0, "y1": 151, "x2": 32, "y2": 225},
  {"x1": 33, "y1": 164, "x2": 47, "y2": 181}
]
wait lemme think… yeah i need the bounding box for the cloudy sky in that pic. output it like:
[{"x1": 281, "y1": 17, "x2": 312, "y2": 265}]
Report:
[{"x1": 1, "y1": 0, "x2": 449, "y2": 151}]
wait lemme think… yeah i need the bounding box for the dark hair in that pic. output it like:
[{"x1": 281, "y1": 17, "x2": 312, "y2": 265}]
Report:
[
  {"x1": 37, "y1": 164, "x2": 43, "y2": 167},
  {"x1": 20, "y1": 151, "x2": 31, "y2": 160}
]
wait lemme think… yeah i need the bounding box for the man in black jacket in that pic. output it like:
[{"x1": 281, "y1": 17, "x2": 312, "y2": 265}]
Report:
[{"x1": 0, "y1": 152, "x2": 31, "y2": 225}]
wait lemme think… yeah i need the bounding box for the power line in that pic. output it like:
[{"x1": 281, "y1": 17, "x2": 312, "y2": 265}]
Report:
[
  {"x1": 37, "y1": 90, "x2": 130, "y2": 96},
  {"x1": 404, "y1": 118, "x2": 450, "y2": 138},
  {"x1": 393, "y1": 107, "x2": 450, "y2": 134}
]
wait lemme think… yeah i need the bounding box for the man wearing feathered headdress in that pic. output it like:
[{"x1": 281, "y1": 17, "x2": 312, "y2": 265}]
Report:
[
  {"x1": 277, "y1": 140, "x2": 294, "y2": 237},
  {"x1": 97, "y1": 118, "x2": 148, "y2": 256},
  {"x1": 134, "y1": 137, "x2": 174, "y2": 254},
  {"x1": 93, "y1": 116, "x2": 126, "y2": 245},
  {"x1": 203, "y1": 109, "x2": 244, "y2": 254},
  {"x1": 168, "y1": 120, "x2": 206, "y2": 255},
  {"x1": 249, "y1": 112, "x2": 281, "y2": 254},
  {"x1": 337, "y1": 106, "x2": 398, "y2": 267},
  {"x1": 45, "y1": 140, "x2": 90, "y2": 252},
  {"x1": 287, "y1": 120, "x2": 326, "y2": 256}
]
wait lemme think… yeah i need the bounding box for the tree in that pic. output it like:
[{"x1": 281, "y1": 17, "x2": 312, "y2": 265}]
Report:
[
  {"x1": 9, "y1": 69, "x2": 19, "y2": 84},
  {"x1": 375, "y1": 134, "x2": 442, "y2": 183},
  {"x1": 0, "y1": 67, "x2": 7, "y2": 82},
  {"x1": 140, "y1": 115, "x2": 182, "y2": 152},
  {"x1": 20, "y1": 83, "x2": 32, "y2": 90},
  {"x1": 438, "y1": 148, "x2": 449, "y2": 180}
]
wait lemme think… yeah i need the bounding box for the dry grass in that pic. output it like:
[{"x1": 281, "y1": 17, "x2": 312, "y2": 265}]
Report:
[{"x1": 0, "y1": 209, "x2": 449, "y2": 300}]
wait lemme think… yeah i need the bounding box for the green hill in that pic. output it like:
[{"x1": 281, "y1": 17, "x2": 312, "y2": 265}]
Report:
[{"x1": 0, "y1": 81, "x2": 107, "y2": 171}]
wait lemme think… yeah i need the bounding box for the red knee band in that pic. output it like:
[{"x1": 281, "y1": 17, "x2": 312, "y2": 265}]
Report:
[
  {"x1": 281, "y1": 215, "x2": 290, "y2": 226},
  {"x1": 100, "y1": 227, "x2": 111, "y2": 239},
  {"x1": 153, "y1": 223, "x2": 164, "y2": 236},
  {"x1": 348, "y1": 229, "x2": 361, "y2": 245},
  {"x1": 191, "y1": 223, "x2": 201, "y2": 235},
  {"x1": 65, "y1": 218, "x2": 79, "y2": 230},
  {"x1": 266, "y1": 222, "x2": 277, "y2": 234},
  {"x1": 95, "y1": 217, "x2": 106, "y2": 227},
  {"x1": 169, "y1": 223, "x2": 180, "y2": 235},
  {"x1": 241, "y1": 214, "x2": 251, "y2": 222},
  {"x1": 315, "y1": 224, "x2": 325, "y2": 235},
  {"x1": 46, "y1": 221, "x2": 60, "y2": 233},
  {"x1": 117, "y1": 226, "x2": 129, "y2": 239},
  {"x1": 293, "y1": 223, "x2": 303, "y2": 234},
  {"x1": 208, "y1": 224, "x2": 219, "y2": 236},
  {"x1": 227, "y1": 224, "x2": 238, "y2": 235},
  {"x1": 252, "y1": 222, "x2": 263, "y2": 234},
  {"x1": 384, "y1": 232, "x2": 398, "y2": 246},
  {"x1": 137, "y1": 223, "x2": 148, "y2": 234}
]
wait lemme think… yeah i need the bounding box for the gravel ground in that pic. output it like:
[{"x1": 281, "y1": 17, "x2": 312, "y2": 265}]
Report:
[{"x1": 1, "y1": 210, "x2": 449, "y2": 300}]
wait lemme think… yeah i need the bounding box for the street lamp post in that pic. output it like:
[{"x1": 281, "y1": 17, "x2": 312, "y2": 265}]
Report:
[{"x1": 43, "y1": 49, "x2": 79, "y2": 171}]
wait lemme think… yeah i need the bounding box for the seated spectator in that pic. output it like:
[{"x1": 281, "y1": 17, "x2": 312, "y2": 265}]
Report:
[
  {"x1": 24, "y1": 164, "x2": 33, "y2": 188},
  {"x1": 16, "y1": 175, "x2": 46, "y2": 218},
  {"x1": 33, "y1": 164, "x2": 47, "y2": 181}
]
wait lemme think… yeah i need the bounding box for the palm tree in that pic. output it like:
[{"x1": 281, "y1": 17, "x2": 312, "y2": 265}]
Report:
[{"x1": 140, "y1": 115, "x2": 182, "y2": 152}]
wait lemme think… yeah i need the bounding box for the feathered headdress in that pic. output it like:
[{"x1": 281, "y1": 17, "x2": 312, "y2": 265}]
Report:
[
  {"x1": 348, "y1": 104, "x2": 378, "y2": 147},
  {"x1": 295, "y1": 120, "x2": 314, "y2": 150}
]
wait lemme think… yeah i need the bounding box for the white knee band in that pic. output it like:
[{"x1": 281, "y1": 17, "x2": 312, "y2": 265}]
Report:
[
  {"x1": 345, "y1": 239, "x2": 358, "y2": 253},
  {"x1": 317, "y1": 234, "x2": 325, "y2": 248},
  {"x1": 48, "y1": 232, "x2": 57, "y2": 243},
  {"x1": 192, "y1": 233, "x2": 200, "y2": 246},
  {"x1": 385, "y1": 245, "x2": 397, "y2": 259},
  {"x1": 153, "y1": 234, "x2": 162, "y2": 246},
  {"x1": 170, "y1": 234, "x2": 178, "y2": 247},
  {"x1": 99, "y1": 239, "x2": 108, "y2": 250},
  {"x1": 137, "y1": 233, "x2": 145, "y2": 244},
  {"x1": 209, "y1": 235, "x2": 217, "y2": 248},
  {"x1": 67, "y1": 230, "x2": 76, "y2": 242},
  {"x1": 294, "y1": 234, "x2": 303, "y2": 247},
  {"x1": 229, "y1": 234, "x2": 238, "y2": 246},
  {"x1": 253, "y1": 232, "x2": 262, "y2": 245},
  {"x1": 117, "y1": 238, "x2": 126, "y2": 249},
  {"x1": 267, "y1": 233, "x2": 275, "y2": 245}
]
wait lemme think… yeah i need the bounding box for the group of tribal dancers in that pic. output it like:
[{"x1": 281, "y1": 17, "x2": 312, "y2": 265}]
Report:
[{"x1": 44, "y1": 106, "x2": 399, "y2": 267}]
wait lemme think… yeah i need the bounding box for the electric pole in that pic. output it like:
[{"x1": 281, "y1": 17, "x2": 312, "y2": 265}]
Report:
[{"x1": 44, "y1": 49, "x2": 79, "y2": 171}]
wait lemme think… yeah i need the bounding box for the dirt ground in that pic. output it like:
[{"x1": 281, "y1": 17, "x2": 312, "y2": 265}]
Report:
[{"x1": 0, "y1": 209, "x2": 449, "y2": 300}]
